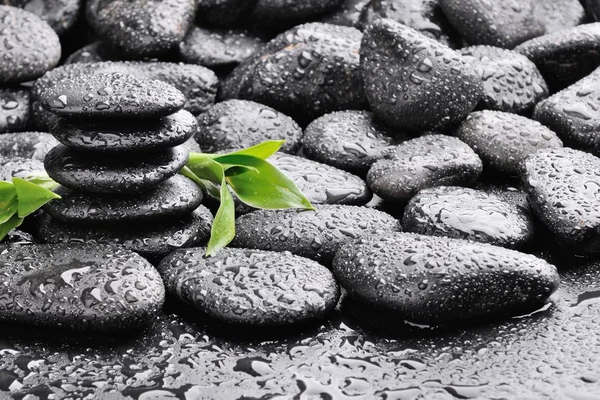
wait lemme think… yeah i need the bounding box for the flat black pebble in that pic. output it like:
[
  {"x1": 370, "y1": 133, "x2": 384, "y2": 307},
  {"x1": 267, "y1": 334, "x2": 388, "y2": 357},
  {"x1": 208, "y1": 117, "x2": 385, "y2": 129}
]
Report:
[
  {"x1": 50, "y1": 110, "x2": 197, "y2": 152},
  {"x1": 233, "y1": 205, "x2": 400, "y2": 264},
  {"x1": 321, "y1": 0, "x2": 369, "y2": 27},
  {"x1": 535, "y1": 0, "x2": 585, "y2": 35},
  {"x1": 0, "y1": 5, "x2": 61, "y2": 84},
  {"x1": 41, "y1": 73, "x2": 186, "y2": 119},
  {"x1": 459, "y1": 46, "x2": 549, "y2": 115},
  {"x1": 0, "y1": 230, "x2": 35, "y2": 245},
  {"x1": 455, "y1": 111, "x2": 563, "y2": 176},
  {"x1": 44, "y1": 145, "x2": 189, "y2": 194},
  {"x1": 44, "y1": 175, "x2": 203, "y2": 225},
  {"x1": 37, "y1": 207, "x2": 213, "y2": 261},
  {"x1": 533, "y1": 68, "x2": 600, "y2": 154},
  {"x1": 64, "y1": 42, "x2": 123, "y2": 64},
  {"x1": 439, "y1": 0, "x2": 543, "y2": 48},
  {"x1": 4, "y1": 0, "x2": 81, "y2": 35},
  {"x1": 523, "y1": 148, "x2": 600, "y2": 255},
  {"x1": 402, "y1": 186, "x2": 535, "y2": 248},
  {"x1": 247, "y1": 0, "x2": 343, "y2": 30},
  {"x1": 302, "y1": 110, "x2": 401, "y2": 174},
  {"x1": 195, "y1": 100, "x2": 302, "y2": 154},
  {"x1": 0, "y1": 244, "x2": 165, "y2": 331},
  {"x1": 360, "y1": 18, "x2": 482, "y2": 131},
  {"x1": 367, "y1": 135, "x2": 482, "y2": 202},
  {"x1": 0, "y1": 88, "x2": 30, "y2": 133},
  {"x1": 86, "y1": 0, "x2": 196, "y2": 57},
  {"x1": 179, "y1": 27, "x2": 264, "y2": 69},
  {"x1": 0, "y1": 156, "x2": 44, "y2": 180},
  {"x1": 333, "y1": 233, "x2": 560, "y2": 324},
  {"x1": 515, "y1": 23, "x2": 600, "y2": 92},
  {"x1": 195, "y1": 0, "x2": 254, "y2": 28},
  {"x1": 0, "y1": 132, "x2": 59, "y2": 161},
  {"x1": 270, "y1": 153, "x2": 371, "y2": 206},
  {"x1": 158, "y1": 247, "x2": 339, "y2": 326}
]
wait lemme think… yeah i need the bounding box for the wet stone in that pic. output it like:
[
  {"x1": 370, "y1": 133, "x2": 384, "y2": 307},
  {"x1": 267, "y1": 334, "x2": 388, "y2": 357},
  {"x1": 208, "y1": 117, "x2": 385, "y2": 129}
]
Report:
[
  {"x1": 523, "y1": 148, "x2": 600, "y2": 255},
  {"x1": 0, "y1": 88, "x2": 30, "y2": 134},
  {"x1": 455, "y1": 111, "x2": 563, "y2": 176},
  {"x1": 195, "y1": 0, "x2": 255, "y2": 28},
  {"x1": 41, "y1": 73, "x2": 186, "y2": 119},
  {"x1": 4, "y1": 0, "x2": 81, "y2": 35},
  {"x1": 158, "y1": 247, "x2": 340, "y2": 326},
  {"x1": 233, "y1": 205, "x2": 401, "y2": 265},
  {"x1": 0, "y1": 156, "x2": 44, "y2": 180},
  {"x1": 50, "y1": 110, "x2": 197, "y2": 152},
  {"x1": 0, "y1": 230, "x2": 35, "y2": 245},
  {"x1": 37, "y1": 207, "x2": 213, "y2": 261},
  {"x1": 459, "y1": 46, "x2": 549, "y2": 115},
  {"x1": 360, "y1": 19, "x2": 482, "y2": 132},
  {"x1": 86, "y1": 0, "x2": 196, "y2": 57},
  {"x1": 247, "y1": 0, "x2": 344, "y2": 31},
  {"x1": 0, "y1": 6, "x2": 61, "y2": 84},
  {"x1": 44, "y1": 145, "x2": 189, "y2": 194},
  {"x1": 333, "y1": 232, "x2": 560, "y2": 324},
  {"x1": 223, "y1": 22, "x2": 365, "y2": 124},
  {"x1": 195, "y1": 100, "x2": 302, "y2": 154},
  {"x1": 535, "y1": 0, "x2": 585, "y2": 35},
  {"x1": 44, "y1": 175, "x2": 203, "y2": 225},
  {"x1": 302, "y1": 110, "x2": 403, "y2": 175},
  {"x1": 586, "y1": 0, "x2": 600, "y2": 21},
  {"x1": 179, "y1": 27, "x2": 264, "y2": 69},
  {"x1": 321, "y1": 0, "x2": 369, "y2": 27},
  {"x1": 270, "y1": 153, "x2": 371, "y2": 206},
  {"x1": 0, "y1": 132, "x2": 59, "y2": 161},
  {"x1": 515, "y1": 23, "x2": 600, "y2": 93},
  {"x1": 439, "y1": 0, "x2": 544, "y2": 49},
  {"x1": 367, "y1": 135, "x2": 482, "y2": 202},
  {"x1": 402, "y1": 186, "x2": 535, "y2": 249},
  {"x1": 64, "y1": 42, "x2": 124, "y2": 65},
  {"x1": 0, "y1": 244, "x2": 165, "y2": 331},
  {"x1": 533, "y1": 68, "x2": 600, "y2": 155}
]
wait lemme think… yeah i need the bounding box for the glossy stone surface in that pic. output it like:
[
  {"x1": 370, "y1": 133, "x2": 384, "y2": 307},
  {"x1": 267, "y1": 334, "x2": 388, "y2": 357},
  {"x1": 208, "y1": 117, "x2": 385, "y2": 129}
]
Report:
[
  {"x1": 233, "y1": 205, "x2": 400, "y2": 264},
  {"x1": 0, "y1": 244, "x2": 165, "y2": 331},
  {"x1": 0, "y1": 88, "x2": 30, "y2": 133},
  {"x1": 0, "y1": 230, "x2": 35, "y2": 245},
  {"x1": 158, "y1": 248, "x2": 340, "y2": 326},
  {"x1": 44, "y1": 175, "x2": 203, "y2": 224},
  {"x1": 333, "y1": 233, "x2": 559, "y2": 323},
  {"x1": 535, "y1": 0, "x2": 585, "y2": 34},
  {"x1": 44, "y1": 145, "x2": 189, "y2": 194},
  {"x1": 360, "y1": 19, "x2": 482, "y2": 131},
  {"x1": 247, "y1": 0, "x2": 343, "y2": 30},
  {"x1": 0, "y1": 156, "x2": 44, "y2": 180},
  {"x1": 4, "y1": 0, "x2": 81, "y2": 35},
  {"x1": 321, "y1": 0, "x2": 369, "y2": 27},
  {"x1": 50, "y1": 109, "x2": 197, "y2": 152},
  {"x1": 0, "y1": 132, "x2": 58, "y2": 161}
]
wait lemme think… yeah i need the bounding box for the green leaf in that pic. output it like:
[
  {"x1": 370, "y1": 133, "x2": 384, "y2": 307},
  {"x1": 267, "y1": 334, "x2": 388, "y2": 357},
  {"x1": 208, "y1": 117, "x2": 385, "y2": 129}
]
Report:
[
  {"x1": 215, "y1": 140, "x2": 284, "y2": 160},
  {"x1": 22, "y1": 172, "x2": 60, "y2": 191},
  {"x1": 0, "y1": 214, "x2": 24, "y2": 242},
  {"x1": 13, "y1": 177, "x2": 61, "y2": 218},
  {"x1": 180, "y1": 166, "x2": 220, "y2": 198},
  {"x1": 206, "y1": 181, "x2": 236, "y2": 257},
  {"x1": 0, "y1": 181, "x2": 18, "y2": 225},
  {"x1": 224, "y1": 155, "x2": 315, "y2": 210},
  {"x1": 186, "y1": 159, "x2": 227, "y2": 184}
]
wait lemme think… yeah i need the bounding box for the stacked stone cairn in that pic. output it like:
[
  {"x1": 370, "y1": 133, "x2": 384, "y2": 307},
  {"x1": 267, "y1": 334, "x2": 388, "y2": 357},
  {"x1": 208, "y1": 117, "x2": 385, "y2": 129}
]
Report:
[{"x1": 36, "y1": 72, "x2": 212, "y2": 261}]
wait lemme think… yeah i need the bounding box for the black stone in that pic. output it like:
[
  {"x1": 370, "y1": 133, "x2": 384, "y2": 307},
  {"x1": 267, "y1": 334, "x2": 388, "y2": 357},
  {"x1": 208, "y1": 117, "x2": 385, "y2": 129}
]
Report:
[
  {"x1": 195, "y1": 100, "x2": 302, "y2": 154},
  {"x1": 333, "y1": 232, "x2": 560, "y2": 324},
  {"x1": 302, "y1": 110, "x2": 402, "y2": 175},
  {"x1": 0, "y1": 88, "x2": 30, "y2": 134},
  {"x1": 86, "y1": 0, "x2": 196, "y2": 57},
  {"x1": 37, "y1": 207, "x2": 213, "y2": 261},
  {"x1": 0, "y1": 244, "x2": 165, "y2": 331},
  {"x1": 0, "y1": 156, "x2": 44, "y2": 180},
  {"x1": 0, "y1": 6, "x2": 61, "y2": 84},
  {"x1": 246, "y1": 0, "x2": 343, "y2": 31},
  {"x1": 0, "y1": 229, "x2": 35, "y2": 245},
  {"x1": 0, "y1": 132, "x2": 58, "y2": 161},
  {"x1": 4, "y1": 0, "x2": 81, "y2": 35},
  {"x1": 41, "y1": 73, "x2": 186, "y2": 119},
  {"x1": 233, "y1": 205, "x2": 400, "y2": 264},
  {"x1": 514, "y1": 23, "x2": 600, "y2": 93},
  {"x1": 402, "y1": 186, "x2": 535, "y2": 248},
  {"x1": 459, "y1": 46, "x2": 549, "y2": 115},
  {"x1": 44, "y1": 175, "x2": 203, "y2": 225},
  {"x1": 50, "y1": 110, "x2": 197, "y2": 152},
  {"x1": 523, "y1": 148, "x2": 600, "y2": 255},
  {"x1": 535, "y1": 0, "x2": 585, "y2": 35},
  {"x1": 367, "y1": 135, "x2": 483, "y2": 202},
  {"x1": 158, "y1": 247, "x2": 340, "y2": 326},
  {"x1": 44, "y1": 145, "x2": 189, "y2": 194},
  {"x1": 439, "y1": 0, "x2": 544, "y2": 48},
  {"x1": 455, "y1": 111, "x2": 563, "y2": 176},
  {"x1": 195, "y1": 0, "x2": 256, "y2": 28},
  {"x1": 360, "y1": 19, "x2": 482, "y2": 131},
  {"x1": 320, "y1": 0, "x2": 369, "y2": 27},
  {"x1": 64, "y1": 42, "x2": 124, "y2": 64},
  {"x1": 179, "y1": 27, "x2": 264, "y2": 69}
]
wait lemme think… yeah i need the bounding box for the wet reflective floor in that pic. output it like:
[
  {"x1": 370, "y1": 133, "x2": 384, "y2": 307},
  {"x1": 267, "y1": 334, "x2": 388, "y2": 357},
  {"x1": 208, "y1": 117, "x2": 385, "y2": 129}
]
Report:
[{"x1": 1, "y1": 250, "x2": 599, "y2": 400}]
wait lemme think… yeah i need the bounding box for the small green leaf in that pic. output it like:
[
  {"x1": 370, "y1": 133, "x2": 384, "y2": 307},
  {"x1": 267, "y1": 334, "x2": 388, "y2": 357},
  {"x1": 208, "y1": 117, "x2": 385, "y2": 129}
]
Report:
[
  {"x1": 187, "y1": 152, "x2": 218, "y2": 165},
  {"x1": 224, "y1": 155, "x2": 315, "y2": 210},
  {"x1": 186, "y1": 159, "x2": 227, "y2": 184},
  {"x1": 0, "y1": 181, "x2": 18, "y2": 225},
  {"x1": 0, "y1": 214, "x2": 24, "y2": 242},
  {"x1": 22, "y1": 171, "x2": 60, "y2": 191},
  {"x1": 206, "y1": 181, "x2": 236, "y2": 257},
  {"x1": 13, "y1": 177, "x2": 61, "y2": 218},
  {"x1": 180, "y1": 166, "x2": 221, "y2": 198},
  {"x1": 215, "y1": 140, "x2": 285, "y2": 160}
]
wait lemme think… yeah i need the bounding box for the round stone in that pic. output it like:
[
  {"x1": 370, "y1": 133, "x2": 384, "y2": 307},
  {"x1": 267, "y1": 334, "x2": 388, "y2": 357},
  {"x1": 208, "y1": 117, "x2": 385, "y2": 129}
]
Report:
[
  {"x1": 44, "y1": 175, "x2": 203, "y2": 224},
  {"x1": 37, "y1": 207, "x2": 213, "y2": 261},
  {"x1": 0, "y1": 229, "x2": 35, "y2": 245},
  {"x1": 0, "y1": 156, "x2": 44, "y2": 180},
  {"x1": 0, "y1": 88, "x2": 30, "y2": 133},
  {"x1": 40, "y1": 73, "x2": 186, "y2": 119},
  {"x1": 4, "y1": 0, "x2": 81, "y2": 35},
  {"x1": 0, "y1": 5, "x2": 61, "y2": 84},
  {"x1": 0, "y1": 132, "x2": 59, "y2": 161},
  {"x1": 44, "y1": 145, "x2": 189, "y2": 194},
  {"x1": 158, "y1": 247, "x2": 340, "y2": 326},
  {"x1": 50, "y1": 110, "x2": 197, "y2": 152}
]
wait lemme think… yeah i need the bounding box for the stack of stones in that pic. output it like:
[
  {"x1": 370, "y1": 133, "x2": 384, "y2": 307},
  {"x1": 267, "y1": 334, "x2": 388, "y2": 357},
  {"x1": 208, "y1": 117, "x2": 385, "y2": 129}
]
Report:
[{"x1": 35, "y1": 72, "x2": 212, "y2": 261}]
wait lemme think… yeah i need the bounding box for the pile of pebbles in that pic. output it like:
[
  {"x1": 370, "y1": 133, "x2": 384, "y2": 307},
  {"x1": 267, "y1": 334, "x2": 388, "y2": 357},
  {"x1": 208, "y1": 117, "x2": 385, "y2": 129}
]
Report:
[{"x1": 2, "y1": 0, "x2": 600, "y2": 341}]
